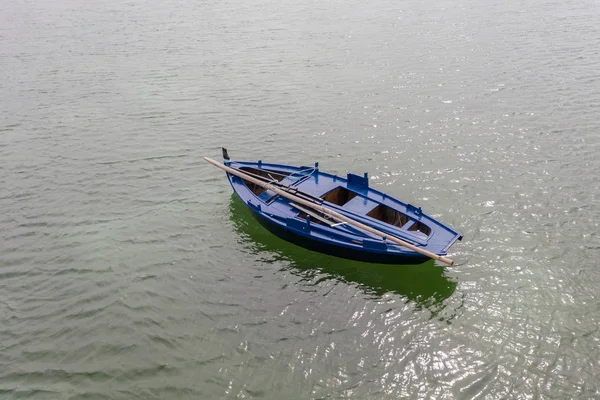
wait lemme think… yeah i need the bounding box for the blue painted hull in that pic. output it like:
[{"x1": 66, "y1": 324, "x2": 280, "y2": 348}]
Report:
[
  {"x1": 225, "y1": 159, "x2": 462, "y2": 265},
  {"x1": 248, "y1": 207, "x2": 429, "y2": 264}
]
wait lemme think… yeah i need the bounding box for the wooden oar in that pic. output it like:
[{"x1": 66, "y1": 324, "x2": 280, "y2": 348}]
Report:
[{"x1": 204, "y1": 157, "x2": 454, "y2": 266}]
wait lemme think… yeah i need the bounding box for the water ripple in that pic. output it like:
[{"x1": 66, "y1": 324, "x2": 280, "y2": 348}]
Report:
[{"x1": 2, "y1": 0, "x2": 600, "y2": 397}]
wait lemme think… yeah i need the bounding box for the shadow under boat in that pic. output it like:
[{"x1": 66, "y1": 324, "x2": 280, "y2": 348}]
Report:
[{"x1": 228, "y1": 194, "x2": 457, "y2": 311}]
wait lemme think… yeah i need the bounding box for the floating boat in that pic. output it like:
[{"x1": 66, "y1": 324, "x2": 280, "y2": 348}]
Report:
[{"x1": 206, "y1": 149, "x2": 462, "y2": 265}]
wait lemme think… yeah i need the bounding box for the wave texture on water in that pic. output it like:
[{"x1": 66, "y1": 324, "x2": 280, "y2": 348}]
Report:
[{"x1": 1, "y1": 0, "x2": 600, "y2": 397}]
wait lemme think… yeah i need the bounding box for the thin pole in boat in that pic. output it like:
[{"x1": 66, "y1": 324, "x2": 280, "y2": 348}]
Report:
[{"x1": 204, "y1": 156, "x2": 455, "y2": 266}]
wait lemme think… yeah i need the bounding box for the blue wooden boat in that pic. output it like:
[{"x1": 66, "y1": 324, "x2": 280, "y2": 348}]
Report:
[{"x1": 214, "y1": 149, "x2": 462, "y2": 265}]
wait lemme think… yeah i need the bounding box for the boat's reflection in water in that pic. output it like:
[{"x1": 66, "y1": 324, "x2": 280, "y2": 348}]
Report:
[{"x1": 229, "y1": 194, "x2": 457, "y2": 312}]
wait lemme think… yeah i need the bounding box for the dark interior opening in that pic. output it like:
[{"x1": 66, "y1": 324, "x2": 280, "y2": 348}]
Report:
[
  {"x1": 408, "y1": 221, "x2": 431, "y2": 236},
  {"x1": 239, "y1": 167, "x2": 290, "y2": 196},
  {"x1": 321, "y1": 187, "x2": 358, "y2": 206},
  {"x1": 367, "y1": 205, "x2": 409, "y2": 227},
  {"x1": 367, "y1": 204, "x2": 431, "y2": 236},
  {"x1": 241, "y1": 179, "x2": 266, "y2": 196}
]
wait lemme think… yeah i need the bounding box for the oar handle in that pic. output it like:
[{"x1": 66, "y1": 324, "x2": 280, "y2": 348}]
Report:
[{"x1": 204, "y1": 157, "x2": 454, "y2": 266}]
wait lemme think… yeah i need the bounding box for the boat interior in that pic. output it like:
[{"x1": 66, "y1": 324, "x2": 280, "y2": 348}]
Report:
[
  {"x1": 237, "y1": 165, "x2": 432, "y2": 237},
  {"x1": 239, "y1": 167, "x2": 290, "y2": 196},
  {"x1": 367, "y1": 204, "x2": 409, "y2": 227},
  {"x1": 368, "y1": 204, "x2": 431, "y2": 236},
  {"x1": 320, "y1": 186, "x2": 357, "y2": 206}
]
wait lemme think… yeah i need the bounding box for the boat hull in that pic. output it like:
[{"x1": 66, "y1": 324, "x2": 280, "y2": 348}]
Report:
[
  {"x1": 247, "y1": 205, "x2": 429, "y2": 264},
  {"x1": 222, "y1": 158, "x2": 462, "y2": 265}
]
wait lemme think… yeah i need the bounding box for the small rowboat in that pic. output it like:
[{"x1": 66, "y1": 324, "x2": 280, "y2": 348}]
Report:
[{"x1": 206, "y1": 149, "x2": 462, "y2": 265}]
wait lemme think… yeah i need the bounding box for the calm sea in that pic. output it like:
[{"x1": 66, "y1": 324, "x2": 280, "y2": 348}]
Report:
[{"x1": 1, "y1": 0, "x2": 599, "y2": 398}]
